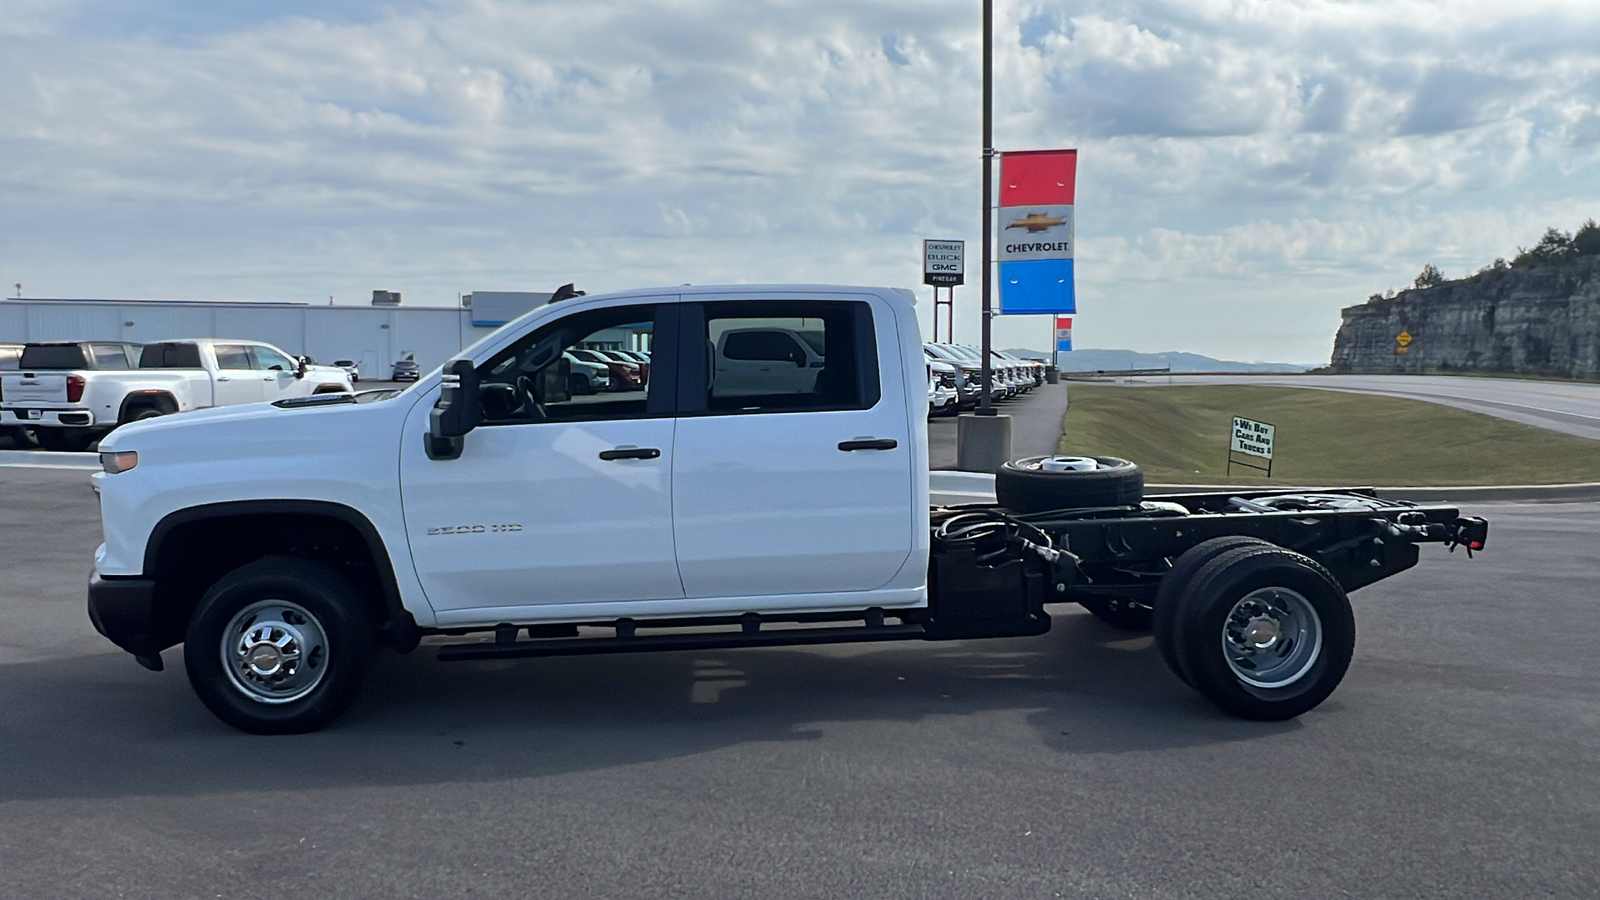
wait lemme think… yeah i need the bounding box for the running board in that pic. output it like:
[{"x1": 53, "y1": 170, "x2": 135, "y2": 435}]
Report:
[{"x1": 435, "y1": 622, "x2": 927, "y2": 661}]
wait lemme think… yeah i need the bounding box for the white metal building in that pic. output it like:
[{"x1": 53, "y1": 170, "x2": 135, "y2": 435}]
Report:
[{"x1": 0, "y1": 292, "x2": 551, "y2": 377}]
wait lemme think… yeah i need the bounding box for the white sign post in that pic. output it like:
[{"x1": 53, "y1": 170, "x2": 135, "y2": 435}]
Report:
[
  {"x1": 923, "y1": 239, "x2": 964, "y2": 342},
  {"x1": 1228, "y1": 416, "x2": 1275, "y2": 477}
]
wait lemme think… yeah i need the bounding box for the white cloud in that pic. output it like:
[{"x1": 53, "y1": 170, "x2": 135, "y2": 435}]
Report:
[{"x1": 1, "y1": 0, "x2": 1598, "y2": 364}]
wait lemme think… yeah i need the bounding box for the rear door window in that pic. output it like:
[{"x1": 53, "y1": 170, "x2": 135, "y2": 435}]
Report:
[
  {"x1": 679, "y1": 300, "x2": 879, "y2": 415},
  {"x1": 139, "y1": 343, "x2": 204, "y2": 368},
  {"x1": 213, "y1": 345, "x2": 253, "y2": 370}
]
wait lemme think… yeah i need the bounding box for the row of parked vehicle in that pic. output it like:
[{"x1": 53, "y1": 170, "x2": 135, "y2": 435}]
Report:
[
  {"x1": 327, "y1": 359, "x2": 422, "y2": 383},
  {"x1": 924, "y1": 342, "x2": 1047, "y2": 416},
  {"x1": 0, "y1": 338, "x2": 355, "y2": 451},
  {"x1": 563, "y1": 348, "x2": 652, "y2": 395}
]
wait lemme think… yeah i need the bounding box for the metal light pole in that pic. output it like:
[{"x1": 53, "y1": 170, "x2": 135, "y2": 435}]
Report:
[
  {"x1": 978, "y1": 0, "x2": 995, "y2": 415},
  {"x1": 954, "y1": 0, "x2": 1012, "y2": 471}
]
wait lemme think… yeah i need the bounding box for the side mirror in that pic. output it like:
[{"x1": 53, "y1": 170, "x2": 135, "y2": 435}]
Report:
[
  {"x1": 295, "y1": 356, "x2": 309, "y2": 380},
  {"x1": 426, "y1": 359, "x2": 481, "y2": 461}
]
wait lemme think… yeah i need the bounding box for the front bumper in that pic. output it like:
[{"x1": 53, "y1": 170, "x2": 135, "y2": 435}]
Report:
[{"x1": 87, "y1": 570, "x2": 164, "y2": 666}]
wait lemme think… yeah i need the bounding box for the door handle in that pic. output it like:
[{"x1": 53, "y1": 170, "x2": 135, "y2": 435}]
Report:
[
  {"x1": 838, "y1": 438, "x2": 897, "y2": 451},
  {"x1": 217, "y1": 377, "x2": 231, "y2": 382},
  {"x1": 598, "y1": 446, "x2": 661, "y2": 461}
]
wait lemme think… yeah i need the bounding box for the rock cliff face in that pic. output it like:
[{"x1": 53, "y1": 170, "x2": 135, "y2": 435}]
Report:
[{"x1": 1329, "y1": 256, "x2": 1600, "y2": 378}]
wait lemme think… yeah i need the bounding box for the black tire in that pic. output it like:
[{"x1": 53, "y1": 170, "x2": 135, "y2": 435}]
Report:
[
  {"x1": 130, "y1": 408, "x2": 165, "y2": 422},
  {"x1": 1166, "y1": 545, "x2": 1355, "y2": 721},
  {"x1": 2, "y1": 426, "x2": 39, "y2": 449},
  {"x1": 994, "y1": 456, "x2": 1143, "y2": 513},
  {"x1": 1153, "y1": 536, "x2": 1276, "y2": 687},
  {"x1": 184, "y1": 556, "x2": 374, "y2": 734},
  {"x1": 1078, "y1": 596, "x2": 1153, "y2": 631},
  {"x1": 36, "y1": 428, "x2": 95, "y2": 452}
]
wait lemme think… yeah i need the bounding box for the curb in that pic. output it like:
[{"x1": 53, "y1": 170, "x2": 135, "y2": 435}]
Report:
[
  {"x1": 0, "y1": 450, "x2": 100, "y2": 471},
  {"x1": 931, "y1": 469, "x2": 1600, "y2": 503},
  {"x1": 1146, "y1": 483, "x2": 1600, "y2": 503}
]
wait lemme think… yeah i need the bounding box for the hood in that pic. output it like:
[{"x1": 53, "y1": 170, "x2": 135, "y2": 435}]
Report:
[{"x1": 98, "y1": 391, "x2": 413, "y2": 457}]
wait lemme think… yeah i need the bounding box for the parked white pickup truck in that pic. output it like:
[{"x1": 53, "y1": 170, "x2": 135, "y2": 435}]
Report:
[
  {"x1": 1, "y1": 338, "x2": 352, "y2": 451},
  {"x1": 86, "y1": 284, "x2": 1487, "y2": 734}
]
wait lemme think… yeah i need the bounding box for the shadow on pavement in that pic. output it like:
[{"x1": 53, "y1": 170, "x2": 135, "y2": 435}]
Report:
[{"x1": 0, "y1": 608, "x2": 1297, "y2": 804}]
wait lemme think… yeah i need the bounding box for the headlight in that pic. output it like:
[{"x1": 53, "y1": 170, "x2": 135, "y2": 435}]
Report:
[{"x1": 99, "y1": 450, "x2": 138, "y2": 474}]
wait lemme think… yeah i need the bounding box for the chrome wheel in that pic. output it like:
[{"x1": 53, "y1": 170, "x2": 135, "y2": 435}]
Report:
[
  {"x1": 1221, "y1": 587, "x2": 1322, "y2": 689},
  {"x1": 220, "y1": 599, "x2": 330, "y2": 704}
]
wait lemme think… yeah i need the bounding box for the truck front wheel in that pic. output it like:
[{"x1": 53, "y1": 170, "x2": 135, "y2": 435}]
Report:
[
  {"x1": 184, "y1": 557, "x2": 374, "y2": 734},
  {"x1": 1164, "y1": 545, "x2": 1354, "y2": 721}
]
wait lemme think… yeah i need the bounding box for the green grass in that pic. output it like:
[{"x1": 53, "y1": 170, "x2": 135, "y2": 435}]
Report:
[{"x1": 1056, "y1": 384, "x2": 1600, "y2": 486}]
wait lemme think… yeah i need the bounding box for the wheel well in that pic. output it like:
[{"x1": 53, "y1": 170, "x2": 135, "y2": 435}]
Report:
[
  {"x1": 119, "y1": 391, "x2": 179, "y2": 423},
  {"x1": 146, "y1": 509, "x2": 414, "y2": 652},
  {"x1": 312, "y1": 384, "x2": 348, "y2": 394}
]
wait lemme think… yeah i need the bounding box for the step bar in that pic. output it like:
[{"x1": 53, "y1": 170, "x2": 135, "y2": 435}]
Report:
[{"x1": 435, "y1": 617, "x2": 927, "y2": 662}]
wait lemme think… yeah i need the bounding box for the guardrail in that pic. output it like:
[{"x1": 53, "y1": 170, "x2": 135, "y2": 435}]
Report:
[{"x1": 1060, "y1": 367, "x2": 1172, "y2": 380}]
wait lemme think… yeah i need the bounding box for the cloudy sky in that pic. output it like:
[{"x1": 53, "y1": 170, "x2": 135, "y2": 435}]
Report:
[{"x1": 3, "y1": 0, "x2": 1599, "y2": 363}]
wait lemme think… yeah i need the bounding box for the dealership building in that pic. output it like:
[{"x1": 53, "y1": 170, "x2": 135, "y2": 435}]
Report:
[{"x1": 0, "y1": 291, "x2": 551, "y2": 377}]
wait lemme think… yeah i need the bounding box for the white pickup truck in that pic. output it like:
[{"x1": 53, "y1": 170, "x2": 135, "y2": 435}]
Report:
[
  {"x1": 1, "y1": 338, "x2": 353, "y2": 451},
  {"x1": 86, "y1": 284, "x2": 1487, "y2": 734}
]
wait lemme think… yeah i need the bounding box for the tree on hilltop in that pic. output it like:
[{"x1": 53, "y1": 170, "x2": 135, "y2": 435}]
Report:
[
  {"x1": 1575, "y1": 219, "x2": 1600, "y2": 256},
  {"x1": 1513, "y1": 227, "x2": 1575, "y2": 267},
  {"x1": 1413, "y1": 263, "x2": 1445, "y2": 288}
]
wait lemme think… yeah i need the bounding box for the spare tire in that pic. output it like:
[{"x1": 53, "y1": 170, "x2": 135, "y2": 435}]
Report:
[{"x1": 994, "y1": 455, "x2": 1143, "y2": 513}]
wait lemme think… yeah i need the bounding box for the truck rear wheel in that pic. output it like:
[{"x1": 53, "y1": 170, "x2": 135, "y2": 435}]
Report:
[
  {"x1": 1164, "y1": 545, "x2": 1354, "y2": 721},
  {"x1": 184, "y1": 556, "x2": 374, "y2": 734},
  {"x1": 1153, "y1": 536, "x2": 1275, "y2": 686},
  {"x1": 994, "y1": 456, "x2": 1143, "y2": 513}
]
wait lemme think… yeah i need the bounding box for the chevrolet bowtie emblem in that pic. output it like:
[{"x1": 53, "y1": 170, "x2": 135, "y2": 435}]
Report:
[{"x1": 1005, "y1": 213, "x2": 1066, "y2": 233}]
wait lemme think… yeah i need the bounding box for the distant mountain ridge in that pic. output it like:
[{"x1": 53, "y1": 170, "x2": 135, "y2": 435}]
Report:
[{"x1": 1004, "y1": 348, "x2": 1309, "y2": 373}]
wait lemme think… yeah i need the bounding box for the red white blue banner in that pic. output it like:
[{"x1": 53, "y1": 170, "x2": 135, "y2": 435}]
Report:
[
  {"x1": 1055, "y1": 315, "x2": 1073, "y2": 352},
  {"x1": 998, "y1": 149, "x2": 1076, "y2": 314}
]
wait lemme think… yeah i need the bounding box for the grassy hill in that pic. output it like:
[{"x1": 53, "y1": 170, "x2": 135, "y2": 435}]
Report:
[{"x1": 1057, "y1": 383, "x2": 1600, "y2": 486}]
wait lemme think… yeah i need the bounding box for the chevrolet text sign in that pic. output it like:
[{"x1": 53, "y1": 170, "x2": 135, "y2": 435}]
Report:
[{"x1": 923, "y1": 239, "x2": 965, "y2": 286}]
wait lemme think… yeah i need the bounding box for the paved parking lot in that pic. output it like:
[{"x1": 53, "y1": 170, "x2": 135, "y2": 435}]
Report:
[{"x1": 1, "y1": 461, "x2": 1595, "y2": 899}]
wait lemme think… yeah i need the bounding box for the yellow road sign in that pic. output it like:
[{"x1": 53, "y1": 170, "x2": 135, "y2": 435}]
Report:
[{"x1": 1396, "y1": 331, "x2": 1413, "y2": 347}]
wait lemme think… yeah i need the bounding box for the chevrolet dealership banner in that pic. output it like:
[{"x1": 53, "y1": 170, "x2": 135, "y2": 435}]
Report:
[
  {"x1": 998, "y1": 149, "x2": 1077, "y2": 314},
  {"x1": 1055, "y1": 316, "x2": 1073, "y2": 352}
]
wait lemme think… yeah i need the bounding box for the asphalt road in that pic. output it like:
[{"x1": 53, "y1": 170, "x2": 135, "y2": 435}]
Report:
[
  {"x1": 2, "y1": 466, "x2": 1596, "y2": 899},
  {"x1": 1165, "y1": 374, "x2": 1600, "y2": 442}
]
